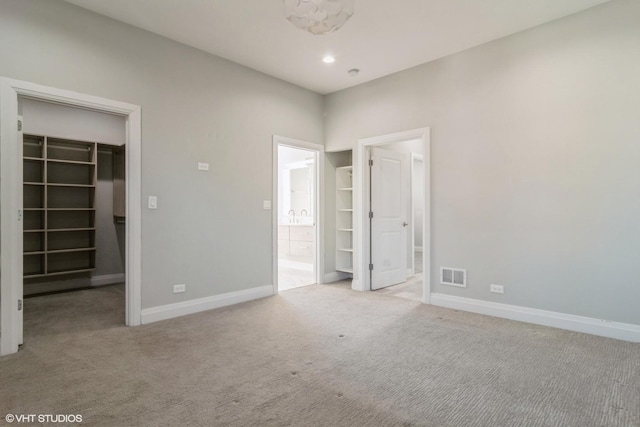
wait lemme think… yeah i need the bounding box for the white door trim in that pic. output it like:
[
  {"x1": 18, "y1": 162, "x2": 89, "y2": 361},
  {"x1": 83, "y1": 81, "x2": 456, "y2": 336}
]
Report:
[
  {"x1": 0, "y1": 77, "x2": 142, "y2": 356},
  {"x1": 272, "y1": 136, "x2": 324, "y2": 294},
  {"x1": 354, "y1": 128, "x2": 431, "y2": 304},
  {"x1": 410, "y1": 153, "x2": 424, "y2": 276}
]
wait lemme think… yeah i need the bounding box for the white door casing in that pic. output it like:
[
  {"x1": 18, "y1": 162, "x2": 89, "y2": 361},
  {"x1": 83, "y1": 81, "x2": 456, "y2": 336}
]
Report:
[
  {"x1": 1, "y1": 77, "x2": 142, "y2": 356},
  {"x1": 17, "y1": 115, "x2": 24, "y2": 345},
  {"x1": 370, "y1": 147, "x2": 408, "y2": 290}
]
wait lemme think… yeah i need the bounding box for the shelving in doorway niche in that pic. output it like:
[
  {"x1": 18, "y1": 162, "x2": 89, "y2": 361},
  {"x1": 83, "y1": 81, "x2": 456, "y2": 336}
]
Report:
[{"x1": 336, "y1": 165, "x2": 353, "y2": 274}]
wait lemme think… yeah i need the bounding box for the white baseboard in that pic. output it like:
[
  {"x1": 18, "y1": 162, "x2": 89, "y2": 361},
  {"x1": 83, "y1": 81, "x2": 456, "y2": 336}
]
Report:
[
  {"x1": 430, "y1": 293, "x2": 640, "y2": 343},
  {"x1": 91, "y1": 273, "x2": 125, "y2": 287},
  {"x1": 407, "y1": 268, "x2": 414, "y2": 277},
  {"x1": 351, "y1": 279, "x2": 363, "y2": 291},
  {"x1": 141, "y1": 285, "x2": 274, "y2": 324},
  {"x1": 414, "y1": 246, "x2": 423, "y2": 253},
  {"x1": 24, "y1": 280, "x2": 81, "y2": 295},
  {"x1": 323, "y1": 271, "x2": 352, "y2": 283},
  {"x1": 24, "y1": 272, "x2": 125, "y2": 295}
]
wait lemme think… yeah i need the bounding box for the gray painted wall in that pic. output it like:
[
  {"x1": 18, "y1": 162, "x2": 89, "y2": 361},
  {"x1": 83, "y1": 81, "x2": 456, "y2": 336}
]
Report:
[
  {"x1": 3, "y1": 0, "x2": 638, "y2": 327},
  {"x1": 325, "y1": 0, "x2": 640, "y2": 324},
  {"x1": 95, "y1": 148, "x2": 125, "y2": 277},
  {"x1": 20, "y1": 98, "x2": 125, "y2": 145},
  {"x1": 0, "y1": 0, "x2": 324, "y2": 308}
]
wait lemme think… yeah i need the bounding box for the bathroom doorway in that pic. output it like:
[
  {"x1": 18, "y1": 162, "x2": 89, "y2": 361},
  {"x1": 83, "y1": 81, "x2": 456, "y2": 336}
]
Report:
[{"x1": 273, "y1": 138, "x2": 322, "y2": 292}]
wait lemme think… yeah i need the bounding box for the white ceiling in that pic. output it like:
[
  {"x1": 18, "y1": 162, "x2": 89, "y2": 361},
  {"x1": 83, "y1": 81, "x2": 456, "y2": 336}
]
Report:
[{"x1": 65, "y1": 0, "x2": 610, "y2": 95}]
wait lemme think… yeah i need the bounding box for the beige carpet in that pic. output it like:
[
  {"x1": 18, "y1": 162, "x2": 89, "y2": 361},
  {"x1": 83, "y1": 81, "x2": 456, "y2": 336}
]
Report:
[
  {"x1": 374, "y1": 273, "x2": 424, "y2": 302},
  {"x1": 1, "y1": 283, "x2": 639, "y2": 426}
]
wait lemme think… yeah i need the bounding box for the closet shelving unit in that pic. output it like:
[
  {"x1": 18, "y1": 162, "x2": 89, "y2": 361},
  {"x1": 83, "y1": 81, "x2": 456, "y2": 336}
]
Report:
[
  {"x1": 336, "y1": 165, "x2": 353, "y2": 274},
  {"x1": 23, "y1": 134, "x2": 97, "y2": 278}
]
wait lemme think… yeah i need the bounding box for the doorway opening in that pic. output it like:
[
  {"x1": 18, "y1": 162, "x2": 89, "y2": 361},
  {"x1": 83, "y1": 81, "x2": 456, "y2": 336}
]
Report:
[
  {"x1": 353, "y1": 128, "x2": 430, "y2": 303},
  {"x1": 1, "y1": 77, "x2": 141, "y2": 356},
  {"x1": 411, "y1": 153, "x2": 425, "y2": 277},
  {"x1": 20, "y1": 98, "x2": 127, "y2": 296},
  {"x1": 369, "y1": 145, "x2": 425, "y2": 301},
  {"x1": 277, "y1": 145, "x2": 317, "y2": 290},
  {"x1": 273, "y1": 137, "x2": 323, "y2": 292}
]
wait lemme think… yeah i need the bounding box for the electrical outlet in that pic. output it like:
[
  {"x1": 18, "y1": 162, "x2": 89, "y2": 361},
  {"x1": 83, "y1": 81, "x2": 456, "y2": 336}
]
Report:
[
  {"x1": 263, "y1": 200, "x2": 272, "y2": 210},
  {"x1": 490, "y1": 284, "x2": 504, "y2": 294},
  {"x1": 198, "y1": 162, "x2": 209, "y2": 171},
  {"x1": 173, "y1": 284, "x2": 186, "y2": 293}
]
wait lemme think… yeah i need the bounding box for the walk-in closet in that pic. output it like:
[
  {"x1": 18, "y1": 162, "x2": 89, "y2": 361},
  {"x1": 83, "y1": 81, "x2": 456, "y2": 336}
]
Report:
[{"x1": 20, "y1": 98, "x2": 126, "y2": 300}]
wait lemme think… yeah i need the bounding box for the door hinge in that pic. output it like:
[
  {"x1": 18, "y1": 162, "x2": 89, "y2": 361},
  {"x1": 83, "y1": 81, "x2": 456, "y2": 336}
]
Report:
[
  {"x1": 369, "y1": 159, "x2": 373, "y2": 166},
  {"x1": 369, "y1": 263, "x2": 374, "y2": 271},
  {"x1": 18, "y1": 299, "x2": 22, "y2": 311},
  {"x1": 17, "y1": 119, "x2": 22, "y2": 132},
  {"x1": 369, "y1": 211, "x2": 373, "y2": 219}
]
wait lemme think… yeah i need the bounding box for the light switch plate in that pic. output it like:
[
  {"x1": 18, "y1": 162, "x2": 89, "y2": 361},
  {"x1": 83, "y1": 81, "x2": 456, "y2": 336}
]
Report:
[
  {"x1": 198, "y1": 162, "x2": 209, "y2": 171},
  {"x1": 263, "y1": 200, "x2": 271, "y2": 210},
  {"x1": 148, "y1": 196, "x2": 157, "y2": 209}
]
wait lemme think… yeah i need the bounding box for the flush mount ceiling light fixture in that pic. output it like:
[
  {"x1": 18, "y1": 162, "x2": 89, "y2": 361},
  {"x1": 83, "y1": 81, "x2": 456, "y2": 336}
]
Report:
[{"x1": 284, "y1": 0, "x2": 355, "y2": 35}]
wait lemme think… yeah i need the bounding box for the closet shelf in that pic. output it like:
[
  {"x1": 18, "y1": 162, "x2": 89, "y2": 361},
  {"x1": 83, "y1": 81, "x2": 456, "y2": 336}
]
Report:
[
  {"x1": 24, "y1": 156, "x2": 45, "y2": 162},
  {"x1": 48, "y1": 247, "x2": 96, "y2": 254},
  {"x1": 336, "y1": 163, "x2": 354, "y2": 276},
  {"x1": 47, "y1": 208, "x2": 96, "y2": 211},
  {"x1": 24, "y1": 182, "x2": 45, "y2": 186},
  {"x1": 46, "y1": 158, "x2": 95, "y2": 166},
  {"x1": 24, "y1": 273, "x2": 48, "y2": 279},
  {"x1": 24, "y1": 229, "x2": 45, "y2": 233},
  {"x1": 47, "y1": 183, "x2": 96, "y2": 188},
  {"x1": 48, "y1": 227, "x2": 96, "y2": 232},
  {"x1": 24, "y1": 250, "x2": 46, "y2": 255}
]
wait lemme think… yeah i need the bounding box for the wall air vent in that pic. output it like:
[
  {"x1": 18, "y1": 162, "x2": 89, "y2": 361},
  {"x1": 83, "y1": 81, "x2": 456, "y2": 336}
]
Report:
[{"x1": 440, "y1": 267, "x2": 466, "y2": 288}]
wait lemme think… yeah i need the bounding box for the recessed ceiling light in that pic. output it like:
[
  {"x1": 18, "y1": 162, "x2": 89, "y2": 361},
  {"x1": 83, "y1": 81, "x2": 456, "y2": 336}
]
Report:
[{"x1": 323, "y1": 55, "x2": 336, "y2": 64}]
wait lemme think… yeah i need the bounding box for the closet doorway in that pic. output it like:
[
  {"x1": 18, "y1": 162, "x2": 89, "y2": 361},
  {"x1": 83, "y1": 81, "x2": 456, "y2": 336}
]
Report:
[
  {"x1": 0, "y1": 78, "x2": 141, "y2": 356},
  {"x1": 273, "y1": 136, "x2": 323, "y2": 292},
  {"x1": 19, "y1": 99, "x2": 127, "y2": 336}
]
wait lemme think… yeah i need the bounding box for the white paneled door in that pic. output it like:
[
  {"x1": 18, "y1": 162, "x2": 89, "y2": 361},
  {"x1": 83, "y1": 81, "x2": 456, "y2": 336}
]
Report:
[{"x1": 370, "y1": 147, "x2": 408, "y2": 290}]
